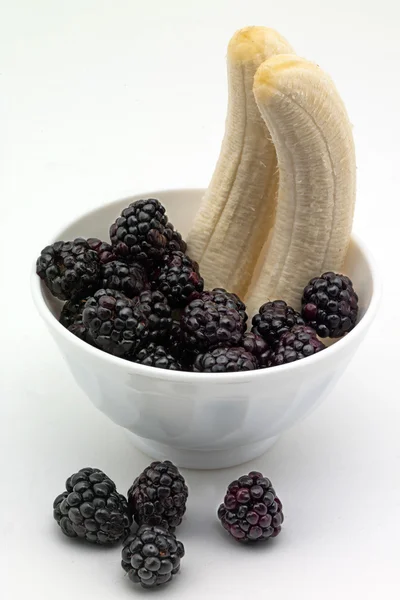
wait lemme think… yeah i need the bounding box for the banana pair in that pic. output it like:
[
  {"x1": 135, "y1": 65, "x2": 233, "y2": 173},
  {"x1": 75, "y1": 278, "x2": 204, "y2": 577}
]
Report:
[{"x1": 187, "y1": 27, "x2": 356, "y2": 316}]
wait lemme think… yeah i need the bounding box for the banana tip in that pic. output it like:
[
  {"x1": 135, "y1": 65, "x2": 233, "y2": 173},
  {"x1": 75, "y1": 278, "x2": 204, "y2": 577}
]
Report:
[{"x1": 228, "y1": 26, "x2": 293, "y2": 63}]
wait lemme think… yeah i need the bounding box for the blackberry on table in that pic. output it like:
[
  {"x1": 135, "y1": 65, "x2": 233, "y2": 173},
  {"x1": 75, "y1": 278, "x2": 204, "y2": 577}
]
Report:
[
  {"x1": 302, "y1": 272, "x2": 359, "y2": 338},
  {"x1": 218, "y1": 471, "x2": 284, "y2": 543},
  {"x1": 151, "y1": 251, "x2": 204, "y2": 308},
  {"x1": 133, "y1": 343, "x2": 182, "y2": 370},
  {"x1": 36, "y1": 238, "x2": 100, "y2": 300},
  {"x1": 83, "y1": 289, "x2": 149, "y2": 357},
  {"x1": 100, "y1": 260, "x2": 148, "y2": 299},
  {"x1": 181, "y1": 293, "x2": 246, "y2": 351},
  {"x1": 252, "y1": 300, "x2": 304, "y2": 347},
  {"x1": 137, "y1": 290, "x2": 172, "y2": 344},
  {"x1": 122, "y1": 525, "x2": 184, "y2": 588},
  {"x1": 193, "y1": 347, "x2": 258, "y2": 373},
  {"x1": 268, "y1": 325, "x2": 326, "y2": 367},
  {"x1": 53, "y1": 467, "x2": 131, "y2": 544},
  {"x1": 87, "y1": 238, "x2": 116, "y2": 264},
  {"x1": 110, "y1": 198, "x2": 170, "y2": 266},
  {"x1": 242, "y1": 332, "x2": 271, "y2": 368},
  {"x1": 128, "y1": 460, "x2": 188, "y2": 531}
]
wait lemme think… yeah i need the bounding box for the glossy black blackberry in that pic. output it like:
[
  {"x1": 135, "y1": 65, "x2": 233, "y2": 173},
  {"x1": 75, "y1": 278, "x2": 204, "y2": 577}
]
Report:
[
  {"x1": 151, "y1": 251, "x2": 204, "y2": 308},
  {"x1": 133, "y1": 344, "x2": 182, "y2": 370},
  {"x1": 181, "y1": 293, "x2": 246, "y2": 351},
  {"x1": 122, "y1": 525, "x2": 184, "y2": 589},
  {"x1": 36, "y1": 238, "x2": 100, "y2": 300},
  {"x1": 87, "y1": 238, "x2": 116, "y2": 264},
  {"x1": 193, "y1": 347, "x2": 258, "y2": 373},
  {"x1": 128, "y1": 460, "x2": 188, "y2": 530},
  {"x1": 82, "y1": 289, "x2": 149, "y2": 357},
  {"x1": 242, "y1": 332, "x2": 271, "y2": 368},
  {"x1": 109, "y1": 198, "x2": 170, "y2": 265},
  {"x1": 165, "y1": 223, "x2": 187, "y2": 253},
  {"x1": 53, "y1": 467, "x2": 131, "y2": 544},
  {"x1": 201, "y1": 288, "x2": 248, "y2": 324},
  {"x1": 252, "y1": 300, "x2": 304, "y2": 347},
  {"x1": 269, "y1": 325, "x2": 325, "y2": 367},
  {"x1": 100, "y1": 260, "x2": 148, "y2": 299},
  {"x1": 302, "y1": 272, "x2": 359, "y2": 338},
  {"x1": 137, "y1": 290, "x2": 173, "y2": 344},
  {"x1": 218, "y1": 471, "x2": 284, "y2": 543}
]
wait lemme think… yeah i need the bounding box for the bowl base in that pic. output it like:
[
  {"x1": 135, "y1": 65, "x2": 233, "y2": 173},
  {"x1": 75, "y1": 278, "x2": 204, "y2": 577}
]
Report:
[{"x1": 127, "y1": 433, "x2": 279, "y2": 470}]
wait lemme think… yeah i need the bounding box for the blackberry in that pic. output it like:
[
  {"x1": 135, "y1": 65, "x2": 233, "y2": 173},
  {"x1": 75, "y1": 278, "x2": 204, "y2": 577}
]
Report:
[
  {"x1": 302, "y1": 272, "x2": 359, "y2": 338},
  {"x1": 133, "y1": 344, "x2": 182, "y2": 370},
  {"x1": 53, "y1": 467, "x2": 131, "y2": 544},
  {"x1": 60, "y1": 297, "x2": 88, "y2": 329},
  {"x1": 181, "y1": 293, "x2": 246, "y2": 351},
  {"x1": 36, "y1": 238, "x2": 100, "y2": 300},
  {"x1": 137, "y1": 290, "x2": 172, "y2": 344},
  {"x1": 201, "y1": 288, "x2": 248, "y2": 324},
  {"x1": 87, "y1": 238, "x2": 116, "y2": 264},
  {"x1": 242, "y1": 332, "x2": 271, "y2": 368},
  {"x1": 128, "y1": 460, "x2": 188, "y2": 530},
  {"x1": 193, "y1": 347, "x2": 258, "y2": 373},
  {"x1": 269, "y1": 325, "x2": 325, "y2": 367},
  {"x1": 100, "y1": 260, "x2": 148, "y2": 299},
  {"x1": 165, "y1": 223, "x2": 187, "y2": 253},
  {"x1": 121, "y1": 525, "x2": 184, "y2": 589},
  {"x1": 252, "y1": 300, "x2": 304, "y2": 347},
  {"x1": 218, "y1": 471, "x2": 284, "y2": 543},
  {"x1": 151, "y1": 251, "x2": 204, "y2": 308},
  {"x1": 83, "y1": 289, "x2": 149, "y2": 357},
  {"x1": 110, "y1": 198, "x2": 170, "y2": 266}
]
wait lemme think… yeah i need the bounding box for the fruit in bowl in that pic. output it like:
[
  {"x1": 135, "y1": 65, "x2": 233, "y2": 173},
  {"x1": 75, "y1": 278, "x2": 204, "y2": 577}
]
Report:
[{"x1": 32, "y1": 26, "x2": 379, "y2": 469}]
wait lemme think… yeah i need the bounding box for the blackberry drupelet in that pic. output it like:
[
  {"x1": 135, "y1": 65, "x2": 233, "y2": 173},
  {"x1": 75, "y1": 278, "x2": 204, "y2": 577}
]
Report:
[
  {"x1": 128, "y1": 460, "x2": 188, "y2": 530},
  {"x1": 83, "y1": 289, "x2": 149, "y2": 357},
  {"x1": 181, "y1": 293, "x2": 246, "y2": 351},
  {"x1": 137, "y1": 290, "x2": 173, "y2": 344},
  {"x1": 252, "y1": 300, "x2": 304, "y2": 347},
  {"x1": 165, "y1": 223, "x2": 187, "y2": 253},
  {"x1": 133, "y1": 343, "x2": 182, "y2": 370},
  {"x1": 193, "y1": 347, "x2": 258, "y2": 373},
  {"x1": 53, "y1": 467, "x2": 131, "y2": 544},
  {"x1": 201, "y1": 288, "x2": 248, "y2": 323},
  {"x1": 101, "y1": 260, "x2": 148, "y2": 299},
  {"x1": 87, "y1": 238, "x2": 116, "y2": 264},
  {"x1": 109, "y1": 198, "x2": 170, "y2": 265},
  {"x1": 242, "y1": 332, "x2": 271, "y2": 368},
  {"x1": 151, "y1": 251, "x2": 204, "y2": 308},
  {"x1": 36, "y1": 238, "x2": 100, "y2": 300},
  {"x1": 302, "y1": 272, "x2": 359, "y2": 337},
  {"x1": 218, "y1": 471, "x2": 284, "y2": 542},
  {"x1": 121, "y1": 525, "x2": 184, "y2": 588},
  {"x1": 268, "y1": 325, "x2": 325, "y2": 367}
]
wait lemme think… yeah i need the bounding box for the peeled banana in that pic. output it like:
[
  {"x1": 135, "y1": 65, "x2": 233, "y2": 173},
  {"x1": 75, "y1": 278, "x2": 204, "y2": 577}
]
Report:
[{"x1": 187, "y1": 26, "x2": 294, "y2": 299}]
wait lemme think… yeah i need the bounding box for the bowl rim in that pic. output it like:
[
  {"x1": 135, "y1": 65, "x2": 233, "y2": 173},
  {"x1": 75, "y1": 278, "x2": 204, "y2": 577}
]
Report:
[{"x1": 31, "y1": 187, "x2": 381, "y2": 383}]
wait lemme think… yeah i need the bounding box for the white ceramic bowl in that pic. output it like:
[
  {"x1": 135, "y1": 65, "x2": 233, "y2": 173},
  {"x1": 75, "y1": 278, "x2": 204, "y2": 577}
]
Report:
[{"x1": 32, "y1": 189, "x2": 379, "y2": 469}]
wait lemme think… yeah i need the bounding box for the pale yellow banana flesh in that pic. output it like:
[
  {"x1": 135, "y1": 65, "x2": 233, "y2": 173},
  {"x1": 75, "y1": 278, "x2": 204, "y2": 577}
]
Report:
[
  {"x1": 246, "y1": 55, "x2": 356, "y2": 315},
  {"x1": 186, "y1": 27, "x2": 294, "y2": 298}
]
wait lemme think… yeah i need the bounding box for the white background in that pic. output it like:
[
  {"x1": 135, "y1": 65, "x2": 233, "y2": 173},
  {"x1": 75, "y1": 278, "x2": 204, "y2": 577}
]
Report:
[{"x1": 1, "y1": 1, "x2": 399, "y2": 598}]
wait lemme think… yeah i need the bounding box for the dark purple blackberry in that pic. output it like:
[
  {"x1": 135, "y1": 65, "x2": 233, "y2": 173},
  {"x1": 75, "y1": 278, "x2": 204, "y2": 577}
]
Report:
[
  {"x1": 110, "y1": 198, "x2": 170, "y2": 266},
  {"x1": 252, "y1": 300, "x2": 304, "y2": 347},
  {"x1": 137, "y1": 290, "x2": 172, "y2": 344},
  {"x1": 193, "y1": 347, "x2": 258, "y2": 373},
  {"x1": 181, "y1": 293, "x2": 246, "y2": 351},
  {"x1": 201, "y1": 288, "x2": 248, "y2": 324},
  {"x1": 218, "y1": 471, "x2": 284, "y2": 543},
  {"x1": 100, "y1": 260, "x2": 148, "y2": 299},
  {"x1": 121, "y1": 525, "x2": 184, "y2": 589},
  {"x1": 268, "y1": 325, "x2": 325, "y2": 367},
  {"x1": 133, "y1": 344, "x2": 182, "y2": 370},
  {"x1": 82, "y1": 289, "x2": 149, "y2": 357},
  {"x1": 87, "y1": 238, "x2": 116, "y2": 264},
  {"x1": 36, "y1": 238, "x2": 100, "y2": 300},
  {"x1": 128, "y1": 460, "x2": 188, "y2": 531},
  {"x1": 302, "y1": 272, "x2": 359, "y2": 338},
  {"x1": 165, "y1": 223, "x2": 187, "y2": 253},
  {"x1": 242, "y1": 332, "x2": 271, "y2": 368},
  {"x1": 151, "y1": 251, "x2": 204, "y2": 308},
  {"x1": 53, "y1": 467, "x2": 131, "y2": 544}
]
